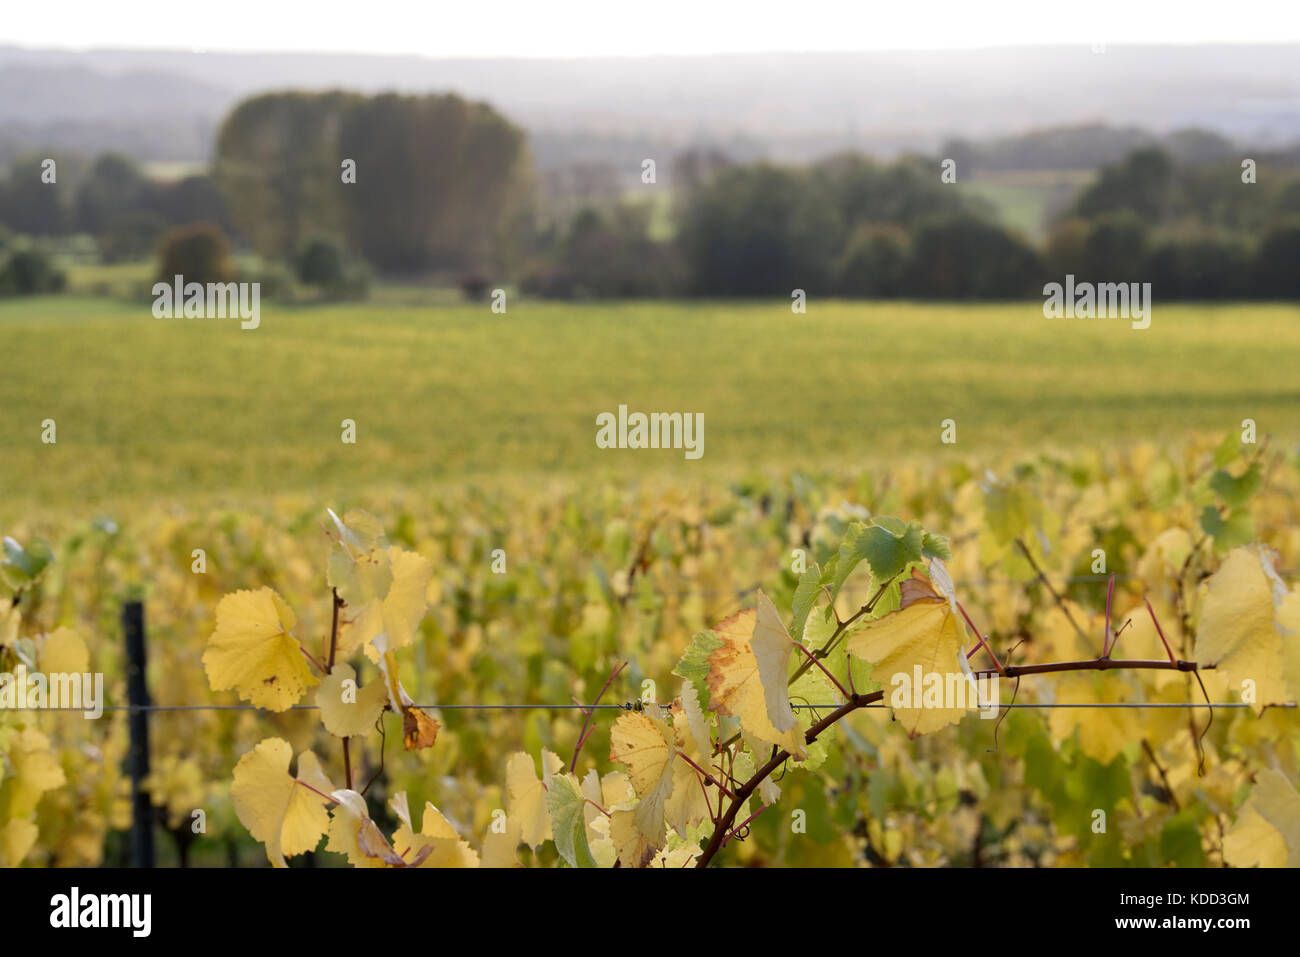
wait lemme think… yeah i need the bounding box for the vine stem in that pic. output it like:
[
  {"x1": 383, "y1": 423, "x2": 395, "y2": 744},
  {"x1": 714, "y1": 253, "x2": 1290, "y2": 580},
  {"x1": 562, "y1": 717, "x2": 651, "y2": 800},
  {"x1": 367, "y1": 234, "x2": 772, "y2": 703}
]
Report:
[
  {"x1": 713, "y1": 577, "x2": 899, "y2": 758},
  {"x1": 696, "y1": 654, "x2": 1210, "y2": 868},
  {"x1": 570, "y1": 660, "x2": 627, "y2": 773},
  {"x1": 327, "y1": 587, "x2": 342, "y2": 671},
  {"x1": 696, "y1": 691, "x2": 881, "y2": 867},
  {"x1": 1015, "y1": 538, "x2": 1092, "y2": 650}
]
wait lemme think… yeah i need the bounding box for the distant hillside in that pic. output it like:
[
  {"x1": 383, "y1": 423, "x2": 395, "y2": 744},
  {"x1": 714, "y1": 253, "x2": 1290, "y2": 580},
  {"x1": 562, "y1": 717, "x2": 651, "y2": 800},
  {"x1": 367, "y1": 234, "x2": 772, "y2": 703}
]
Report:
[{"x1": 1, "y1": 44, "x2": 1298, "y2": 166}]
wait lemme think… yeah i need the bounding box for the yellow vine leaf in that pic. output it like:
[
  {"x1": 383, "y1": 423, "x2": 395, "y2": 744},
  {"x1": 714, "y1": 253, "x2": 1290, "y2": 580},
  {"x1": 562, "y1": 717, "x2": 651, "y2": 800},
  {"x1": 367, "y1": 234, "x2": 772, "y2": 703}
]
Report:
[
  {"x1": 6, "y1": 728, "x2": 66, "y2": 818},
  {"x1": 610, "y1": 807, "x2": 656, "y2": 868},
  {"x1": 1048, "y1": 673, "x2": 1140, "y2": 766},
  {"x1": 1223, "y1": 769, "x2": 1300, "y2": 868},
  {"x1": 506, "y1": 749, "x2": 563, "y2": 849},
  {"x1": 706, "y1": 591, "x2": 807, "y2": 758},
  {"x1": 0, "y1": 603, "x2": 19, "y2": 649},
  {"x1": 373, "y1": 637, "x2": 440, "y2": 751},
  {"x1": 316, "y1": 664, "x2": 390, "y2": 738},
  {"x1": 390, "y1": 792, "x2": 479, "y2": 868},
  {"x1": 579, "y1": 769, "x2": 622, "y2": 868},
  {"x1": 0, "y1": 819, "x2": 38, "y2": 867},
  {"x1": 230, "y1": 738, "x2": 333, "y2": 867},
  {"x1": 480, "y1": 814, "x2": 523, "y2": 868},
  {"x1": 1196, "y1": 546, "x2": 1295, "y2": 714},
  {"x1": 38, "y1": 627, "x2": 88, "y2": 675},
  {"x1": 326, "y1": 789, "x2": 410, "y2": 867},
  {"x1": 203, "y1": 588, "x2": 318, "y2": 712},
  {"x1": 609, "y1": 710, "x2": 676, "y2": 846},
  {"x1": 665, "y1": 703, "x2": 716, "y2": 839},
  {"x1": 846, "y1": 571, "x2": 967, "y2": 735},
  {"x1": 326, "y1": 509, "x2": 393, "y2": 612},
  {"x1": 344, "y1": 547, "x2": 433, "y2": 660}
]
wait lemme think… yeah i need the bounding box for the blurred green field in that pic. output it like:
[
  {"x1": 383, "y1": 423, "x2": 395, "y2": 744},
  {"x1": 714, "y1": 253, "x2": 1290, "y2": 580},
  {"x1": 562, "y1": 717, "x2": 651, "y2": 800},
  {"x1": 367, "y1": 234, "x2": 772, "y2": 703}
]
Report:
[
  {"x1": 1, "y1": 295, "x2": 1297, "y2": 521},
  {"x1": 964, "y1": 169, "x2": 1094, "y2": 240}
]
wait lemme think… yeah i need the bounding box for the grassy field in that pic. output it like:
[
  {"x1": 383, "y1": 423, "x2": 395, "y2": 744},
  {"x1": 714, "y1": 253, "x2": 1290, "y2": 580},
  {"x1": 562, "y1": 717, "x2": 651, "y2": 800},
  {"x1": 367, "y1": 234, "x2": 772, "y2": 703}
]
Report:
[{"x1": 1, "y1": 295, "x2": 1297, "y2": 520}]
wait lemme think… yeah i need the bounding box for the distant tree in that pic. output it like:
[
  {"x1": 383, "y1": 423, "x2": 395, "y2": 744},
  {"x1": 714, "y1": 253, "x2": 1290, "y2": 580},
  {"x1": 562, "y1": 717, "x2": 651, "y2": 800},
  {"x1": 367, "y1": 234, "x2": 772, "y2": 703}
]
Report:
[
  {"x1": 156, "y1": 175, "x2": 232, "y2": 231},
  {"x1": 1253, "y1": 220, "x2": 1300, "y2": 299},
  {"x1": 156, "y1": 222, "x2": 235, "y2": 284},
  {"x1": 811, "y1": 153, "x2": 968, "y2": 229},
  {"x1": 834, "y1": 224, "x2": 910, "y2": 297},
  {"x1": 339, "y1": 92, "x2": 534, "y2": 274},
  {"x1": 75, "y1": 153, "x2": 156, "y2": 235},
  {"x1": 903, "y1": 215, "x2": 1043, "y2": 299},
  {"x1": 1078, "y1": 212, "x2": 1149, "y2": 282},
  {"x1": 1145, "y1": 233, "x2": 1252, "y2": 299},
  {"x1": 215, "y1": 92, "x2": 361, "y2": 260},
  {"x1": 0, "y1": 246, "x2": 66, "y2": 296},
  {"x1": 676, "y1": 163, "x2": 841, "y2": 295},
  {"x1": 524, "y1": 204, "x2": 682, "y2": 299},
  {"x1": 0, "y1": 154, "x2": 70, "y2": 235},
  {"x1": 1072, "y1": 148, "x2": 1176, "y2": 223},
  {"x1": 296, "y1": 238, "x2": 345, "y2": 287},
  {"x1": 99, "y1": 209, "x2": 167, "y2": 263},
  {"x1": 215, "y1": 90, "x2": 533, "y2": 277}
]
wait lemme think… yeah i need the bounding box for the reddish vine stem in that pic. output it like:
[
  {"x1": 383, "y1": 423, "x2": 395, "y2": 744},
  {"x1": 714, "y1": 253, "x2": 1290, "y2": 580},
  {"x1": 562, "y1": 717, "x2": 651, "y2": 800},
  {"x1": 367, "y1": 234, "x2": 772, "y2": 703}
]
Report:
[
  {"x1": 327, "y1": 587, "x2": 342, "y2": 671},
  {"x1": 1144, "y1": 597, "x2": 1179, "y2": 665},
  {"x1": 972, "y1": 657, "x2": 1206, "y2": 678},
  {"x1": 719, "y1": 802, "x2": 770, "y2": 850},
  {"x1": 715, "y1": 576, "x2": 899, "y2": 758},
  {"x1": 697, "y1": 654, "x2": 1212, "y2": 868},
  {"x1": 1102, "y1": 573, "x2": 1116, "y2": 656},
  {"x1": 697, "y1": 691, "x2": 882, "y2": 867},
  {"x1": 675, "y1": 751, "x2": 738, "y2": 801},
  {"x1": 570, "y1": 660, "x2": 627, "y2": 773},
  {"x1": 956, "y1": 600, "x2": 1003, "y2": 673},
  {"x1": 1015, "y1": 538, "x2": 1091, "y2": 648},
  {"x1": 791, "y1": 641, "x2": 850, "y2": 700}
]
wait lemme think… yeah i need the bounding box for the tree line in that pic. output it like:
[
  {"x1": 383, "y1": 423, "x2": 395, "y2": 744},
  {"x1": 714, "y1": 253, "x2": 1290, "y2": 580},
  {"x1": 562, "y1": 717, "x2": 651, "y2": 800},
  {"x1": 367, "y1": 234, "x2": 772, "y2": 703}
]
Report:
[{"x1": 0, "y1": 89, "x2": 1297, "y2": 300}]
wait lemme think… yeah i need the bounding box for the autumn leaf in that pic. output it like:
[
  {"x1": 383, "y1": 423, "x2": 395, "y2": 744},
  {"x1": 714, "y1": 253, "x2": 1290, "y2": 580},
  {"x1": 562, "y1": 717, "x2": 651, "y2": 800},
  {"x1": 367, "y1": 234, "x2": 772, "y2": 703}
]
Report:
[
  {"x1": 326, "y1": 789, "x2": 409, "y2": 868},
  {"x1": 1223, "y1": 769, "x2": 1300, "y2": 868},
  {"x1": 547, "y1": 773, "x2": 599, "y2": 868},
  {"x1": 846, "y1": 570, "x2": 968, "y2": 735},
  {"x1": 315, "y1": 663, "x2": 389, "y2": 738},
  {"x1": 505, "y1": 750, "x2": 563, "y2": 849},
  {"x1": 230, "y1": 738, "x2": 332, "y2": 867},
  {"x1": 390, "y1": 792, "x2": 479, "y2": 868},
  {"x1": 705, "y1": 591, "x2": 806, "y2": 758},
  {"x1": 373, "y1": 635, "x2": 440, "y2": 751},
  {"x1": 37, "y1": 627, "x2": 88, "y2": 675},
  {"x1": 203, "y1": 588, "x2": 318, "y2": 712},
  {"x1": 609, "y1": 710, "x2": 676, "y2": 846},
  {"x1": 1196, "y1": 546, "x2": 1295, "y2": 713}
]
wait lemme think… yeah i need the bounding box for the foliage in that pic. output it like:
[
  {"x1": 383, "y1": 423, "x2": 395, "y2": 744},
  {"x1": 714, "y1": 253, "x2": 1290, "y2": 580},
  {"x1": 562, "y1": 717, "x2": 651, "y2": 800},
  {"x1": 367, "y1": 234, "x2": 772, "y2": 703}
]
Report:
[
  {"x1": 155, "y1": 221, "x2": 235, "y2": 285},
  {"x1": 4, "y1": 435, "x2": 1299, "y2": 867}
]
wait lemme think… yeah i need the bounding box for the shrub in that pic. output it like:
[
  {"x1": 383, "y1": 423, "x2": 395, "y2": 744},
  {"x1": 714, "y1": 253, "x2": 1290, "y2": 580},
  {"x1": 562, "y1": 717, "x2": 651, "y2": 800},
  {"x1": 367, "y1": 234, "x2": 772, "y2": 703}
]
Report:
[
  {"x1": 156, "y1": 222, "x2": 235, "y2": 285},
  {"x1": 903, "y1": 215, "x2": 1043, "y2": 299},
  {"x1": 834, "y1": 224, "x2": 910, "y2": 297},
  {"x1": 1145, "y1": 234, "x2": 1252, "y2": 299},
  {"x1": 0, "y1": 246, "x2": 67, "y2": 296},
  {"x1": 1253, "y1": 220, "x2": 1300, "y2": 299},
  {"x1": 297, "y1": 238, "x2": 346, "y2": 288}
]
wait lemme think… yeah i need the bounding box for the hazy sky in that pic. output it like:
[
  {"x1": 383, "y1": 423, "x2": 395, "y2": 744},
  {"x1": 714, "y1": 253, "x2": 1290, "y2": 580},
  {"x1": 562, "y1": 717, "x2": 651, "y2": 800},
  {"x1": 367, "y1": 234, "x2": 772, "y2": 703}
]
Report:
[{"x1": 4, "y1": 0, "x2": 1300, "y2": 56}]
